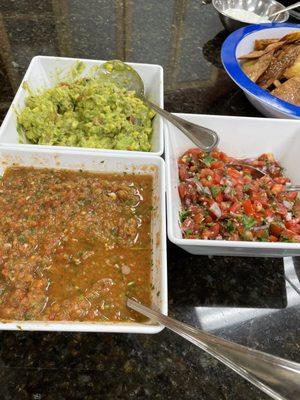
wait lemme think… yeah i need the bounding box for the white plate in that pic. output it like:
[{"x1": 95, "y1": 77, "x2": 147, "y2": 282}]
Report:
[
  {"x1": 0, "y1": 56, "x2": 164, "y2": 155},
  {"x1": 165, "y1": 113, "x2": 300, "y2": 257},
  {"x1": 0, "y1": 147, "x2": 167, "y2": 333}
]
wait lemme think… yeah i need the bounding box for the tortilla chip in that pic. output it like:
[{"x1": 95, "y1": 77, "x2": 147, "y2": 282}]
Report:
[
  {"x1": 239, "y1": 41, "x2": 283, "y2": 60},
  {"x1": 254, "y1": 39, "x2": 279, "y2": 51},
  {"x1": 257, "y1": 44, "x2": 300, "y2": 89},
  {"x1": 271, "y1": 76, "x2": 300, "y2": 105},
  {"x1": 281, "y1": 31, "x2": 300, "y2": 44},
  {"x1": 242, "y1": 51, "x2": 275, "y2": 82},
  {"x1": 283, "y1": 53, "x2": 300, "y2": 79},
  {"x1": 239, "y1": 50, "x2": 265, "y2": 60}
]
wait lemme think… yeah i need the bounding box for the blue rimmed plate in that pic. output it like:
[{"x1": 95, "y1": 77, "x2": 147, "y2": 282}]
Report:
[{"x1": 221, "y1": 23, "x2": 300, "y2": 119}]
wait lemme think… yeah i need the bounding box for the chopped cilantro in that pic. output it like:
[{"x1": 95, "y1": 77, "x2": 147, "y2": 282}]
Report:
[
  {"x1": 185, "y1": 229, "x2": 193, "y2": 236},
  {"x1": 18, "y1": 234, "x2": 26, "y2": 244},
  {"x1": 202, "y1": 155, "x2": 215, "y2": 166},
  {"x1": 280, "y1": 235, "x2": 293, "y2": 243},
  {"x1": 211, "y1": 185, "x2": 221, "y2": 198},
  {"x1": 241, "y1": 215, "x2": 256, "y2": 230},
  {"x1": 225, "y1": 220, "x2": 235, "y2": 233},
  {"x1": 179, "y1": 210, "x2": 190, "y2": 223},
  {"x1": 243, "y1": 184, "x2": 251, "y2": 192}
]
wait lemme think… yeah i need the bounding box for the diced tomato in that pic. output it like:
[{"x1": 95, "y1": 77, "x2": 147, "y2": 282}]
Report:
[
  {"x1": 285, "y1": 221, "x2": 300, "y2": 234},
  {"x1": 230, "y1": 202, "x2": 241, "y2": 213},
  {"x1": 281, "y1": 229, "x2": 300, "y2": 242},
  {"x1": 204, "y1": 215, "x2": 213, "y2": 224},
  {"x1": 178, "y1": 183, "x2": 187, "y2": 199},
  {"x1": 181, "y1": 217, "x2": 195, "y2": 232},
  {"x1": 253, "y1": 200, "x2": 262, "y2": 212},
  {"x1": 178, "y1": 164, "x2": 189, "y2": 180},
  {"x1": 188, "y1": 148, "x2": 204, "y2": 157},
  {"x1": 273, "y1": 177, "x2": 288, "y2": 184},
  {"x1": 269, "y1": 235, "x2": 278, "y2": 242},
  {"x1": 193, "y1": 213, "x2": 204, "y2": 225},
  {"x1": 271, "y1": 184, "x2": 284, "y2": 194},
  {"x1": 217, "y1": 152, "x2": 229, "y2": 162},
  {"x1": 277, "y1": 203, "x2": 287, "y2": 215},
  {"x1": 265, "y1": 208, "x2": 273, "y2": 218},
  {"x1": 270, "y1": 223, "x2": 283, "y2": 236},
  {"x1": 213, "y1": 171, "x2": 222, "y2": 184},
  {"x1": 227, "y1": 168, "x2": 242, "y2": 180},
  {"x1": 211, "y1": 161, "x2": 223, "y2": 169},
  {"x1": 202, "y1": 223, "x2": 220, "y2": 239},
  {"x1": 285, "y1": 191, "x2": 298, "y2": 200},
  {"x1": 215, "y1": 192, "x2": 223, "y2": 203},
  {"x1": 256, "y1": 229, "x2": 267, "y2": 238},
  {"x1": 243, "y1": 200, "x2": 254, "y2": 215}
]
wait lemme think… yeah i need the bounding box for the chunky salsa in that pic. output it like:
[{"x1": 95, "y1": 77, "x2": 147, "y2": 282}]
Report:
[
  {"x1": 0, "y1": 167, "x2": 153, "y2": 322},
  {"x1": 178, "y1": 148, "x2": 300, "y2": 242}
]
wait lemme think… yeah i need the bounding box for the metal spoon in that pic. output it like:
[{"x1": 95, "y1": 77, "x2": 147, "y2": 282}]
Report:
[
  {"x1": 128, "y1": 298, "x2": 300, "y2": 400},
  {"x1": 196, "y1": 158, "x2": 300, "y2": 192},
  {"x1": 101, "y1": 60, "x2": 219, "y2": 152},
  {"x1": 229, "y1": 163, "x2": 300, "y2": 191},
  {"x1": 269, "y1": 2, "x2": 300, "y2": 20}
]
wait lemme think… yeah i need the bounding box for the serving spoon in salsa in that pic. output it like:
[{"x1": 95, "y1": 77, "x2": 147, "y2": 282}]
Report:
[
  {"x1": 101, "y1": 60, "x2": 219, "y2": 152},
  {"x1": 128, "y1": 298, "x2": 300, "y2": 400}
]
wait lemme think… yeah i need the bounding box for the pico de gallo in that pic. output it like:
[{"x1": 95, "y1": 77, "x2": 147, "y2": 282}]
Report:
[{"x1": 178, "y1": 148, "x2": 300, "y2": 243}]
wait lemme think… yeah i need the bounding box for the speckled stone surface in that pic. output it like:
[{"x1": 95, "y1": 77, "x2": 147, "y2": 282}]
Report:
[{"x1": 0, "y1": 1, "x2": 299, "y2": 399}]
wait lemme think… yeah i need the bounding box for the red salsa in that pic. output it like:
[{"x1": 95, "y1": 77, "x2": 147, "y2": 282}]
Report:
[
  {"x1": 178, "y1": 148, "x2": 300, "y2": 242},
  {"x1": 0, "y1": 167, "x2": 153, "y2": 322}
]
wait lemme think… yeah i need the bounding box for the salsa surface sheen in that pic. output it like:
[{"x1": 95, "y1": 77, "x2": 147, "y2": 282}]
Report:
[{"x1": 0, "y1": 167, "x2": 153, "y2": 322}]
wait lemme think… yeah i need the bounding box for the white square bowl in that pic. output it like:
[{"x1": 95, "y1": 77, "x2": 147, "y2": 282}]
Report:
[
  {"x1": 0, "y1": 56, "x2": 164, "y2": 156},
  {"x1": 165, "y1": 113, "x2": 300, "y2": 257},
  {"x1": 0, "y1": 147, "x2": 167, "y2": 333}
]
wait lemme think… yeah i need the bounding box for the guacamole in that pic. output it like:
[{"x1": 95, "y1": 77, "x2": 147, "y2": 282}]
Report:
[{"x1": 17, "y1": 71, "x2": 155, "y2": 151}]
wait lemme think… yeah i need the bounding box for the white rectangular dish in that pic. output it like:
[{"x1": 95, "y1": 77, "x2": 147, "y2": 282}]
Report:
[
  {"x1": 0, "y1": 147, "x2": 167, "y2": 333},
  {"x1": 0, "y1": 56, "x2": 164, "y2": 156},
  {"x1": 165, "y1": 113, "x2": 300, "y2": 257}
]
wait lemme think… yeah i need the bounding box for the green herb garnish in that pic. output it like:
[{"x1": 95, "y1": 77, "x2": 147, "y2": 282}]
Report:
[
  {"x1": 179, "y1": 210, "x2": 190, "y2": 223},
  {"x1": 18, "y1": 234, "x2": 26, "y2": 244},
  {"x1": 243, "y1": 184, "x2": 251, "y2": 192},
  {"x1": 241, "y1": 215, "x2": 256, "y2": 230},
  {"x1": 210, "y1": 185, "x2": 221, "y2": 198},
  {"x1": 225, "y1": 219, "x2": 236, "y2": 233},
  {"x1": 202, "y1": 155, "x2": 215, "y2": 166}
]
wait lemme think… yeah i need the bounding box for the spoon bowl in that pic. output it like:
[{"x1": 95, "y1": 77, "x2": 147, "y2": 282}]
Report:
[{"x1": 102, "y1": 60, "x2": 219, "y2": 151}]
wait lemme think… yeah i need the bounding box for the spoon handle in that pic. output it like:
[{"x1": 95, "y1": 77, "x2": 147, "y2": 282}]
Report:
[
  {"x1": 128, "y1": 298, "x2": 300, "y2": 400},
  {"x1": 143, "y1": 98, "x2": 219, "y2": 151},
  {"x1": 270, "y1": 2, "x2": 300, "y2": 17},
  {"x1": 285, "y1": 185, "x2": 300, "y2": 192}
]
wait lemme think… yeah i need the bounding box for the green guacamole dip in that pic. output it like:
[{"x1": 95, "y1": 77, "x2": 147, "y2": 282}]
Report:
[{"x1": 17, "y1": 71, "x2": 155, "y2": 151}]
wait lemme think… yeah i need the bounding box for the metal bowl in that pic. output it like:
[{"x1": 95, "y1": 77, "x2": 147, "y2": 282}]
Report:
[{"x1": 212, "y1": 0, "x2": 289, "y2": 32}]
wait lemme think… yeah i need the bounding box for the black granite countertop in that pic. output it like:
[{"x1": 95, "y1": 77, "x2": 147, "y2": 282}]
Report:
[{"x1": 0, "y1": 1, "x2": 299, "y2": 399}]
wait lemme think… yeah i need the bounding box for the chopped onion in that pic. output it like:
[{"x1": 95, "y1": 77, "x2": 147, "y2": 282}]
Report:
[
  {"x1": 252, "y1": 225, "x2": 268, "y2": 231},
  {"x1": 266, "y1": 216, "x2": 274, "y2": 223},
  {"x1": 283, "y1": 200, "x2": 293, "y2": 210},
  {"x1": 224, "y1": 186, "x2": 232, "y2": 195},
  {"x1": 209, "y1": 202, "x2": 222, "y2": 218},
  {"x1": 286, "y1": 212, "x2": 292, "y2": 221},
  {"x1": 192, "y1": 180, "x2": 211, "y2": 195},
  {"x1": 121, "y1": 264, "x2": 131, "y2": 275}
]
